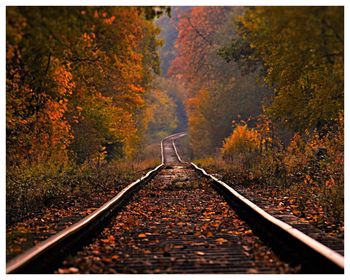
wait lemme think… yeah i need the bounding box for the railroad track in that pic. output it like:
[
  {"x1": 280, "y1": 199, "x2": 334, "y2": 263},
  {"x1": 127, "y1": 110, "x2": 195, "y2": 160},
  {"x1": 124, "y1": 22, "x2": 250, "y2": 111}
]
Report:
[{"x1": 6, "y1": 133, "x2": 344, "y2": 274}]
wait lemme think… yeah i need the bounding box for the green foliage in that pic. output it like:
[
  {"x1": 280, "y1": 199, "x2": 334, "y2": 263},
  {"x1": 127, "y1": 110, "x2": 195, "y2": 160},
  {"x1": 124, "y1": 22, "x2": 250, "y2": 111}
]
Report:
[
  {"x1": 143, "y1": 87, "x2": 178, "y2": 141},
  {"x1": 225, "y1": 7, "x2": 344, "y2": 132},
  {"x1": 215, "y1": 7, "x2": 344, "y2": 226}
]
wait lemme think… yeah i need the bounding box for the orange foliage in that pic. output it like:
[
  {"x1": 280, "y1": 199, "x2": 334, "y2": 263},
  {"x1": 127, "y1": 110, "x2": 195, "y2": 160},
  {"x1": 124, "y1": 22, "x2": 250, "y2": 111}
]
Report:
[
  {"x1": 169, "y1": 7, "x2": 228, "y2": 96},
  {"x1": 221, "y1": 124, "x2": 261, "y2": 163},
  {"x1": 7, "y1": 6, "x2": 161, "y2": 169},
  {"x1": 128, "y1": 84, "x2": 145, "y2": 93}
]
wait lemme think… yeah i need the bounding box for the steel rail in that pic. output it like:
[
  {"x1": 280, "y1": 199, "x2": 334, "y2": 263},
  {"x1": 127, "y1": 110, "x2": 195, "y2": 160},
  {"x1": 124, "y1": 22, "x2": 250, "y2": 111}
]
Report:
[
  {"x1": 7, "y1": 133, "x2": 187, "y2": 273},
  {"x1": 8, "y1": 133, "x2": 343, "y2": 273},
  {"x1": 162, "y1": 132, "x2": 186, "y2": 165},
  {"x1": 172, "y1": 138, "x2": 185, "y2": 163},
  {"x1": 7, "y1": 134, "x2": 181, "y2": 273},
  {"x1": 171, "y1": 136, "x2": 344, "y2": 273},
  {"x1": 7, "y1": 165, "x2": 164, "y2": 274}
]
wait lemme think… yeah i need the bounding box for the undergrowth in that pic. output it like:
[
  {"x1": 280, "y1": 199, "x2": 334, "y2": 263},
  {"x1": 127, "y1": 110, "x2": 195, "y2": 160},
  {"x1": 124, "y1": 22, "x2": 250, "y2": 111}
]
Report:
[
  {"x1": 195, "y1": 115, "x2": 344, "y2": 234},
  {"x1": 7, "y1": 147, "x2": 160, "y2": 225}
]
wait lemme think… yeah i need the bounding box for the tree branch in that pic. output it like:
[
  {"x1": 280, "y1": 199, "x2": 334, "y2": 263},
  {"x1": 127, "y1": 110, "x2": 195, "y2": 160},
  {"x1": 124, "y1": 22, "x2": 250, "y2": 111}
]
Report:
[{"x1": 186, "y1": 17, "x2": 214, "y2": 47}]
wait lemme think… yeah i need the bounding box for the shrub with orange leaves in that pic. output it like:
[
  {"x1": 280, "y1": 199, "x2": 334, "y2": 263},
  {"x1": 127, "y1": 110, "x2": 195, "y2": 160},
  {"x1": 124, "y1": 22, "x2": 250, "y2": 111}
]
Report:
[
  {"x1": 214, "y1": 113, "x2": 343, "y2": 229},
  {"x1": 283, "y1": 115, "x2": 344, "y2": 225},
  {"x1": 221, "y1": 124, "x2": 260, "y2": 168}
]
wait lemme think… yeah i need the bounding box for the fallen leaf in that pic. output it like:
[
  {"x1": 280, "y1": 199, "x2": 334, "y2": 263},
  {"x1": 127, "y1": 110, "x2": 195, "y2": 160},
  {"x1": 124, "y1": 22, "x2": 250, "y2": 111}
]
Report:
[
  {"x1": 242, "y1": 245, "x2": 250, "y2": 251},
  {"x1": 68, "y1": 267, "x2": 79, "y2": 273},
  {"x1": 195, "y1": 251, "x2": 205, "y2": 256},
  {"x1": 102, "y1": 257, "x2": 112, "y2": 263},
  {"x1": 58, "y1": 268, "x2": 68, "y2": 274},
  {"x1": 216, "y1": 238, "x2": 228, "y2": 243},
  {"x1": 138, "y1": 233, "x2": 146, "y2": 238},
  {"x1": 108, "y1": 235, "x2": 115, "y2": 241}
]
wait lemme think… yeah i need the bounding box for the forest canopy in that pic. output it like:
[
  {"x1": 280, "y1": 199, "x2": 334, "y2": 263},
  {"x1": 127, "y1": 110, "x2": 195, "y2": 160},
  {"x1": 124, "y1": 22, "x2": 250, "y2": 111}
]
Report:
[{"x1": 7, "y1": 6, "x2": 169, "y2": 169}]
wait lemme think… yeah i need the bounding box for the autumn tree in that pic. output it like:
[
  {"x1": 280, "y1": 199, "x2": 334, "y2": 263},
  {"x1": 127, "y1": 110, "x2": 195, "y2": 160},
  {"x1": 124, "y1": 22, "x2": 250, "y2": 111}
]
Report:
[
  {"x1": 68, "y1": 7, "x2": 163, "y2": 161},
  {"x1": 6, "y1": 6, "x2": 174, "y2": 223},
  {"x1": 142, "y1": 87, "x2": 178, "y2": 140},
  {"x1": 7, "y1": 7, "x2": 76, "y2": 170},
  {"x1": 169, "y1": 7, "x2": 271, "y2": 157},
  {"x1": 7, "y1": 6, "x2": 165, "y2": 170},
  {"x1": 222, "y1": 6, "x2": 344, "y2": 132},
  {"x1": 216, "y1": 7, "x2": 344, "y2": 227}
]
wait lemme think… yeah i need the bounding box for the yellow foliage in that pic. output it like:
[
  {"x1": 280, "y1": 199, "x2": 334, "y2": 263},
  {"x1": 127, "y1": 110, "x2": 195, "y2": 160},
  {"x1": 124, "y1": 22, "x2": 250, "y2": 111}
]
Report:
[{"x1": 221, "y1": 125, "x2": 260, "y2": 164}]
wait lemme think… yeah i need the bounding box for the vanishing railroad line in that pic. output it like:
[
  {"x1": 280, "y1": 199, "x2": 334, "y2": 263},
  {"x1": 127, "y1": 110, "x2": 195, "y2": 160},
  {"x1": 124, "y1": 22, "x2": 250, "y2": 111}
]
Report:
[{"x1": 6, "y1": 133, "x2": 344, "y2": 274}]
